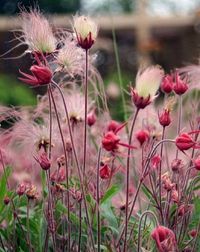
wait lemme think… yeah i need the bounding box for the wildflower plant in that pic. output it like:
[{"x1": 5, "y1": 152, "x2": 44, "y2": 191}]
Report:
[{"x1": 1, "y1": 7, "x2": 200, "y2": 252}]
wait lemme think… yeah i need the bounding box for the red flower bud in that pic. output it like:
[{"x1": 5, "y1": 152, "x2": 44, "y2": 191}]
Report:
[
  {"x1": 50, "y1": 167, "x2": 66, "y2": 183},
  {"x1": 171, "y1": 189, "x2": 179, "y2": 203},
  {"x1": 151, "y1": 155, "x2": 161, "y2": 170},
  {"x1": 175, "y1": 133, "x2": 196, "y2": 151},
  {"x1": 16, "y1": 183, "x2": 27, "y2": 196},
  {"x1": 102, "y1": 131, "x2": 120, "y2": 152},
  {"x1": 171, "y1": 158, "x2": 184, "y2": 172},
  {"x1": 4, "y1": 196, "x2": 10, "y2": 205},
  {"x1": 136, "y1": 130, "x2": 149, "y2": 146},
  {"x1": 151, "y1": 226, "x2": 177, "y2": 252},
  {"x1": 38, "y1": 153, "x2": 51, "y2": 170},
  {"x1": 19, "y1": 65, "x2": 52, "y2": 86},
  {"x1": 159, "y1": 109, "x2": 171, "y2": 127},
  {"x1": 87, "y1": 110, "x2": 96, "y2": 127},
  {"x1": 131, "y1": 89, "x2": 151, "y2": 109},
  {"x1": 189, "y1": 229, "x2": 197, "y2": 238},
  {"x1": 161, "y1": 74, "x2": 174, "y2": 93},
  {"x1": 173, "y1": 71, "x2": 188, "y2": 95},
  {"x1": 107, "y1": 120, "x2": 121, "y2": 132},
  {"x1": 100, "y1": 164, "x2": 111, "y2": 179},
  {"x1": 194, "y1": 156, "x2": 200, "y2": 170}
]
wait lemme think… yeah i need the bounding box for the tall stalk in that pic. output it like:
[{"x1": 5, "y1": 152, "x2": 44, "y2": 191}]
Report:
[
  {"x1": 83, "y1": 49, "x2": 89, "y2": 176},
  {"x1": 123, "y1": 108, "x2": 139, "y2": 252},
  {"x1": 49, "y1": 87, "x2": 70, "y2": 251},
  {"x1": 51, "y1": 81, "x2": 96, "y2": 251}
]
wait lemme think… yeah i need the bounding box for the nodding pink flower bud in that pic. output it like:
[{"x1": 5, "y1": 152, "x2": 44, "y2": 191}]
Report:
[
  {"x1": 161, "y1": 74, "x2": 174, "y2": 93},
  {"x1": 151, "y1": 226, "x2": 177, "y2": 252},
  {"x1": 189, "y1": 229, "x2": 197, "y2": 238},
  {"x1": 38, "y1": 153, "x2": 51, "y2": 170},
  {"x1": 4, "y1": 196, "x2": 10, "y2": 205},
  {"x1": 194, "y1": 156, "x2": 200, "y2": 170},
  {"x1": 16, "y1": 183, "x2": 27, "y2": 196},
  {"x1": 171, "y1": 158, "x2": 184, "y2": 172},
  {"x1": 135, "y1": 130, "x2": 149, "y2": 146},
  {"x1": 100, "y1": 164, "x2": 111, "y2": 179},
  {"x1": 87, "y1": 110, "x2": 96, "y2": 127},
  {"x1": 171, "y1": 189, "x2": 179, "y2": 203},
  {"x1": 175, "y1": 132, "x2": 199, "y2": 151},
  {"x1": 162, "y1": 173, "x2": 175, "y2": 191},
  {"x1": 131, "y1": 89, "x2": 151, "y2": 109},
  {"x1": 151, "y1": 155, "x2": 161, "y2": 170},
  {"x1": 159, "y1": 109, "x2": 171, "y2": 127},
  {"x1": 102, "y1": 131, "x2": 120, "y2": 152},
  {"x1": 50, "y1": 167, "x2": 66, "y2": 183},
  {"x1": 73, "y1": 16, "x2": 98, "y2": 50},
  {"x1": 19, "y1": 65, "x2": 52, "y2": 86},
  {"x1": 173, "y1": 71, "x2": 188, "y2": 95},
  {"x1": 107, "y1": 120, "x2": 121, "y2": 132}
]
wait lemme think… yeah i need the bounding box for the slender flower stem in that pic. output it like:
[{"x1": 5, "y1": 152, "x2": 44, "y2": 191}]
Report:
[
  {"x1": 137, "y1": 211, "x2": 159, "y2": 252},
  {"x1": 158, "y1": 126, "x2": 165, "y2": 224},
  {"x1": 123, "y1": 108, "x2": 140, "y2": 252},
  {"x1": 116, "y1": 139, "x2": 175, "y2": 247},
  {"x1": 26, "y1": 199, "x2": 33, "y2": 252},
  {"x1": 83, "y1": 49, "x2": 88, "y2": 176},
  {"x1": 78, "y1": 201, "x2": 82, "y2": 252},
  {"x1": 176, "y1": 95, "x2": 182, "y2": 159},
  {"x1": 51, "y1": 81, "x2": 96, "y2": 251},
  {"x1": 96, "y1": 148, "x2": 102, "y2": 252},
  {"x1": 49, "y1": 87, "x2": 70, "y2": 251}
]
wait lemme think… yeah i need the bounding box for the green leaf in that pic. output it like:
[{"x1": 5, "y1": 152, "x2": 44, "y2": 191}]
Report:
[
  {"x1": 100, "y1": 185, "x2": 120, "y2": 205},
  {"x1": 0, "y1": 167, "x2": 11, "y2": 208}
]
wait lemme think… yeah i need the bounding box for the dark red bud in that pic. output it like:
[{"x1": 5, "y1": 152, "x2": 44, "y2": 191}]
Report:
[
  {"x1": 100, "y1": 164, "x2": 111, "y2": 179},
  {"x1": 159, "y1": 109, "x2": 171, "y2": 127},
  {"x1": 87, "y1": 110, "x2": 96, "y2": 127},
  {"x1": 161, "y1": 74, "x2": 174, "y2": 93},
  {"x1": 136, "y1": 130, "x2": 149, "y2": 146}
]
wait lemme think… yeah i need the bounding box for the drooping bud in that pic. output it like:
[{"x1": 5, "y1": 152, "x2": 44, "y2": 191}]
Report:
[
  {"x1": 16, "y1": 183, "x2": 27, "y2": 196},
  {"x1": 159, "y1": 109, "x2": 171, "y2": 127},
  {"x1": 4, "y1": 196, "x2": 10, "y2": 205},
  {"x1": 100, "y1": 164, "x2": 111, "y2": 179},
  {"x1": 162, "y1": 173, "x2": 175, "y2": 191},
  {"x1": 175, "y1": 133, "x2": 196, "y2": 151},
  {"x1": 26, "y1": 184, "x2": 38, "y2": 200},
  {"x1": 151, "y1": 155, "x2": 161, "y2": 170},
  {"x1": 161, "y1": 74, "x2": 174, "y2": 93},
  {"x1": 189, "y1": 229, "x2": 197, "y2": 238},
  {"x1": 107, "y1": 120, "x2": 121, "y2": 132},
  {"x1": 19, "y1": 65, "x2": 52, "y2": 86},
  {"x1": 194, "y1": 156, "x2": 200, "y2": 170},
  {"x1": 151, "y1": 226, "x2": 177, "y2": 252},
  {"x1": 50, "y1": 167, "x2": 66, "y2": 183},
  {"x1": 38, "y1": 152, "x2": 51, "y2": 170},
  {"x1": 173, "y1": 71, "x2": 188, "y2": 95},
  {"x1": 73, "y1": 15, "x2": 98, "y2": 50},
  {"x1": 171, "y1": 158, "x2": 184, "y2": 172},
  {"x1": 135, "y1": 130, "x2": 149, "y2": 146},
  {"x1": 87, "y1": 110, "x2": 96, "y2": 127},
  {"x1": 102, "y1": 131, "x2": 120, "y2": 152},
  {"x1": 171, "y1": 189, "x2": 179, "y2": 203}
]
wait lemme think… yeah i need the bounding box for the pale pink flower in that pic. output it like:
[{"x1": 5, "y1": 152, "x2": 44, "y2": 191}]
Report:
[{"x1": 19, "y1": 9, "x2": 56, "y2": 53}]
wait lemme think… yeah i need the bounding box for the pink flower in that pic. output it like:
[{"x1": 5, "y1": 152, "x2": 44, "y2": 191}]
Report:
[
  {"x1": 161, "y1": 74, "x2": 174, "y2": 93},
  {"x1": 159, "y1": 109, "x2": 171, "y2": 127},
  {"x1": 135, "y1": 130, "x2": 149, "y2": 146},
  {"x1": 175, "y1": 132, "x2": 200, "y2": 151},
  {"x1": 102, "y1": 122, "x2": 136, "y2": 152},
  {"x1": 173, "y1": 71, "x2": 188, "y2": 95},
  {"x1": 151, "y1": 226, "x2": 177, "y2": 252},
  {"x1": 19, "y1": 9, "x2": 56, "y2": 54},
  {"x1": 87, "y1": 110, "x2": 96, "y2": 127},
  {"x1": 131, "y1": 66, "x2": 164, "y2": 109},
  {"x1": 35, "y1": 152, "x2": 51, "y2": 171},
  {"x1": 100, "y1": 164, "x2": 111, "y2": 179},
  {"x1": 19, "y1": 65, "x2": 52, "y2": 86},
  {"x1": 73, "y1": 15, "x2": 98, "y2": 50}
]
